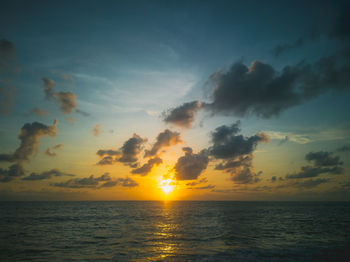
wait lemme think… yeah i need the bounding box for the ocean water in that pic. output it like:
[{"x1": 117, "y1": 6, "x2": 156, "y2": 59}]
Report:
[{"x1": 0, "y1": 201, "x2": 349, "y2": 261}]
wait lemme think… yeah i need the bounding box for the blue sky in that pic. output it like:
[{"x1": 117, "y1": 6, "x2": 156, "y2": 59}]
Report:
[{"x1": 0, "y1": 0, "x2": 349, "y2": 200}]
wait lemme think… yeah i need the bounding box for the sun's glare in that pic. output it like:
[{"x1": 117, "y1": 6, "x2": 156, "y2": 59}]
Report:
[{"x1": 159, "y1": 178, "x2": 175, "y2": 194}]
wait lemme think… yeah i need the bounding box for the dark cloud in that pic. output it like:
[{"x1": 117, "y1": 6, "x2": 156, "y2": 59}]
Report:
[
  {"x1": 97, "y1": 149, "x2": 120, "y2": 157},
  {"x1": 118, "y1": 134, "x2": 147, "y2": 164},
  {"x1": 187, "y1": 184, "x2": 215, "y2": 190},
  {"x1": 164, "y1": 46, "x2": 350, "y2": 122},
  {"x1": 41, "y1": 78, "x2": 77, "y2": 114},
  {"x1": 286, "y1": 165, "x2": 343, "y2": 179},
  {"x1": 131, "y1": 157, "x2": 162, "y2": 176},
  {"x1": 145, "y1": 129, "x2": 182, "y2": 157},
  {"x1": 305, "y1": 151, "x2": 343, "y2": 166},
  {"x1": 186, "y1": 177, "x2": 208, "y2": 186},
  {"x1": 97, "y1": 156, "x2": 115, "y2": 165},
  {"x1": 0, "y1": 119, "x2": 58, "y2": 162},
  {"x1": 100, "y1": 177, "x2": 138, "y2": 188},
  {"x1": 163, "y1": 101, "x2": 203, "y2": 128},
  {"x1": 215, "y1": 155, "x2": 252, "y2": 170},
  {"x1": 208, "y1": 122, "x2": 268, "y2": 184},
  {"x1": 52, "y1": 173, "x2": 111, "y2": 188},
  {"x1": 329, "y1": 5, "x2": 350, "y2": 41},
  {"x1": 0, "y1": 164, "x2": 25, "y2": 182},
  {"x1": 22, "y1": 169, "x2": 74, "y2": 181},
  {"x1": 231, "y1": 168, "x2": 262, "y2": 184},
  {"x1": 273, "y1": 37, "x2": 305, "y2": 57},
  {"x1": 209, "y1": 121, "x2": 269, "y2": 159},
  {"x1": 95, "y1": 134, "x2": 146, "y2": 166},
  {"x1": 0, "y1": 39, "x2": 16, "y2": 68},
  {"x1": 174, "y1": 147, "x2": 209, "y2": 180},
  {"x1": 336, "y1": 145, "x2": 350, "y2": 152},
  {"x1": 294, "y1": 178, "x2": 331, "y2": 188}
]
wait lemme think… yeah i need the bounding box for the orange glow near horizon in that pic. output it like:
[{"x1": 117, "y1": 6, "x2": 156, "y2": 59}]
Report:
[{"x1": 159, "y1": 178, "x2": 175, "y2": 195}]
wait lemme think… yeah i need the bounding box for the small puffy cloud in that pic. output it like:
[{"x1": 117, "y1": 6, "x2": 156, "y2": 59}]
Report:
[
  {"x1": 22, "y1": 168, "x2": 74, "y2": 181},
  {"x1": 92, "y1": 124, "x2": 102, "y2": 137},
  {"x1": 0, "y1": 164, "x2": 25, "y2": 182},
  {"x1": 100, "y1": 177, "x2": 138, "y2": 188},
  {"x1": 145, "y1": 129, "x2": 182, "y2": 157},
  {"x1": 0, "y1": 119, "x2": 58, "y2": 162},
  {"x1": 41, "y1": 78, "x2": 77, "y2": 114},
  {"x1": 131, "y1": 157, "x2": 162, "y2": 176},
  {"x1": 209, "y1": 121, "x2": 269, "y2": 159},
  {"x1": 118, "y1": 134, "x2": 147, "y2": 164},
  {"x1": 305, "y1": 151, "x2": 343, "y2": 166},
  {"x1": 163, "y1": 101, "x2": 203, "y2": 128},
  {"x1": 52, "y1": 173, "x2": 111, "y2": 188},
  {"x1": 174, "y1": 147, "x2": 209, "y2": 180},
  {"x1": 97, "y1": 149, "x2": 120, "y2": 156}
]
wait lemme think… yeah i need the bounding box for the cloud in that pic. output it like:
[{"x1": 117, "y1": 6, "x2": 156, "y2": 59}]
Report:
[
  {"x1": 41, "y1": 78, "x2": 77, "y2": 114},
  {"x1": 92, "y1": 124, "x2": 101, "y2": 137},
  {"x1": 28, "y1": 107, "x2": 48, "y2": 117},
  {"x1": 76, "y1": 109, "x2": 90, "y2": 117},
  {"x1": 97, "y1": 149, "x2": 120, "y2": 156},
  {"x1": 163, "y1": 101, "x2": 203, "y2": 128},
  {"x1": 131, "y1": 157, "x2": 162, "y2": 176},
  {"x1": 96, "y1": 150, "x2": 121, "y2": 165},
  {"x1": 118, "y1": 134, "x2": 147, "y2": 164},
  {"x1": 95, "y1": 134, "x2": 146, "y2": 165},
  {"x1": 286, "y1": 166, "x2": 343, "y2": 179},
  {"x1": 230, "y1": 168, "x2": 262, "y2": 184},
  {"x1": 294, "y1": 178, "x2": 331, "y2": 188},
  {"x1": 45, "y1": 144, "x2": 63, "y2": 157},
  {"x1": 209, "y1": 121, "x2": 269, "y2": 159},
  {"x1": 0, "y1": 39, "x2": 16, "y2": 68},
  {"x1": 208, "y1": 122, "x2": 268, "y2": 184},
  {"x1": 187, "y1": 184, "x2": 215, "y2": 190},
  {"x1": 273, "y1": 37, "x2": 305, "y2": 57},
  {"x1": 164, "y1": 46, "x2": 350, "y2": 123},
  {"x1": 186, "y1": 177, "x2": 208, "y2": 186},
  {"x1": 100, "y1": 177, "x2": 138, "y2": 188},
  {"x1": 305, "y1": 151, "x2": 343, "y2": 166},
  {"x1": 0, "y1": 164, "x2": 25, "y2": 182},
  {"x1": 0, "y1": 119, "x2": 58, "y2": 162},
  {"x1": 266, "y1": 131, "x2": 311, "y2": 144},
  {"x1": 336, "y1": 145, "x2": 350, "y2": 152},
  {"x1": 174, "y1": 147, "x2": 209, "y2": 180},
  {"x1": 145, "y1": 129, "x2": 182, "y2": 157},
  {"x1": 22, "y1": 168, "x2": 74, "y2": 181},
  {"x1": 52, "y1": 173, "x2": 111, "y2": 188}
]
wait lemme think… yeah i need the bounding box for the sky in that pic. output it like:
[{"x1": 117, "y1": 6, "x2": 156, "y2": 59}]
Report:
[{"x1": 0, "y1": 0, "x2": 349, "y2": 201}]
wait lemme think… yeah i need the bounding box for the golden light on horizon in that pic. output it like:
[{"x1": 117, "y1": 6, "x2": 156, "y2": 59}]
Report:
[{"x1": 159, "y1": 178, "x2": 175, "y2": 194}]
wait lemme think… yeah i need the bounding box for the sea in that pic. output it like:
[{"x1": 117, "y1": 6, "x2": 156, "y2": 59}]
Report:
[{"x1": 0, "y1": 201, "x2": 349, "y2": 261}]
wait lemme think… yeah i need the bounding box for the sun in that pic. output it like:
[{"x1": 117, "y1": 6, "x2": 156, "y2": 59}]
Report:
[{"x1": 159, "y1": 178, "x2": 175, "y2": 194}]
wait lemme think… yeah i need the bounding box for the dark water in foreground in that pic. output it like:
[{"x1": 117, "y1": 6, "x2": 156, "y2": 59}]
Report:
[{"x1": 0, "y1": 202, "x2": 349, "y2": 261}]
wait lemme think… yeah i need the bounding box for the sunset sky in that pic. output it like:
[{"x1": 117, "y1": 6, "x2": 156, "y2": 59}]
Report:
[{"x1": 0, "y1": 0, "x2": 349, "y2": 200}]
